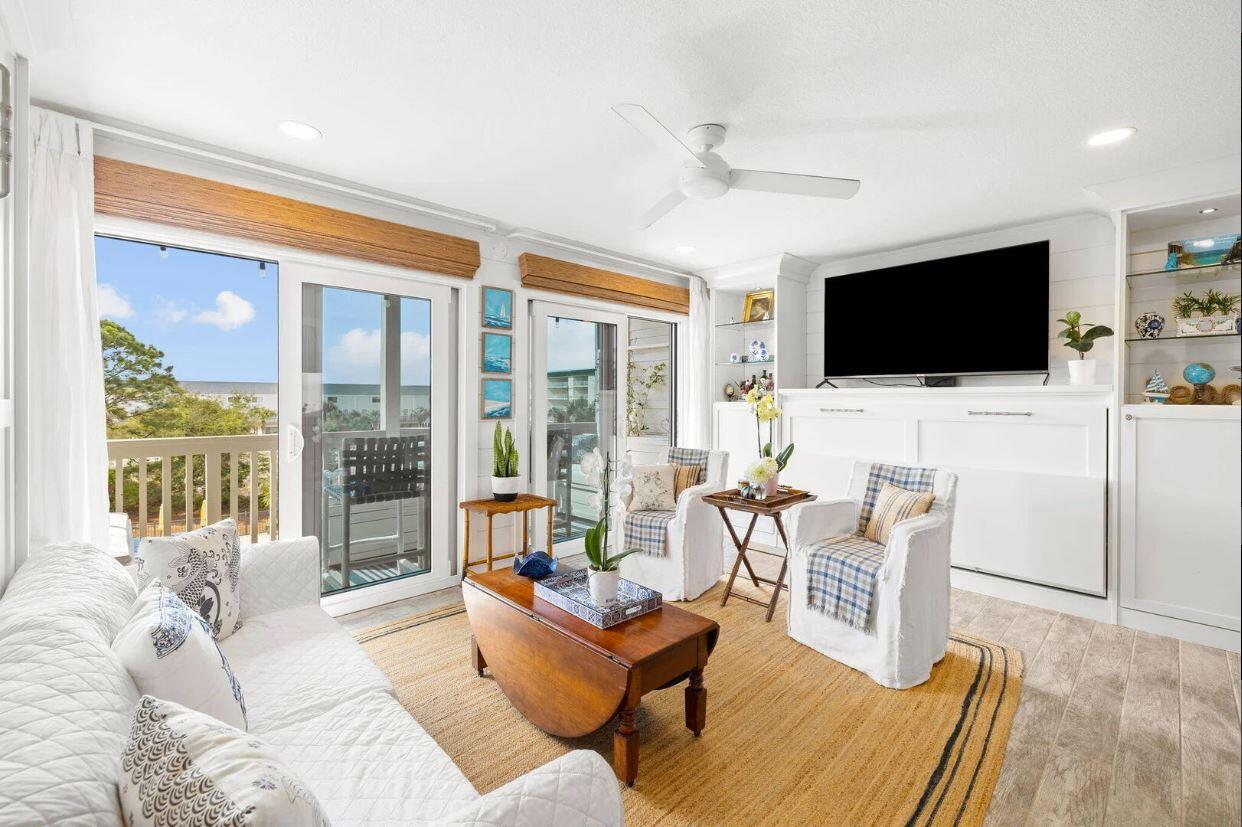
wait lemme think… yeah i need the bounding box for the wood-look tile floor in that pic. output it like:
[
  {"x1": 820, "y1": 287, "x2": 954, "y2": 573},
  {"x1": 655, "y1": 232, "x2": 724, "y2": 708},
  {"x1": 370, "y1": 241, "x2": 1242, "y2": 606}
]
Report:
[{"x1": 340, "y1": 578, "x2": 1242, "y2": 826}]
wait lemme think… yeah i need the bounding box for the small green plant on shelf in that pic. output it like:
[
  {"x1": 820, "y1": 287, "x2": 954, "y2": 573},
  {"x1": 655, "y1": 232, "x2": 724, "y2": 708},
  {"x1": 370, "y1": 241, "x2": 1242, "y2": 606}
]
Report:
[
  {"x1": 1173, "y1": 290, "x2": 1241, "y2": 318},
  {"x1": 492, "y1": 422, "x2": 519, "y2": 477},
  {"x1": 1057, "y1": 310, "x2": 1114, "y2": 359}
]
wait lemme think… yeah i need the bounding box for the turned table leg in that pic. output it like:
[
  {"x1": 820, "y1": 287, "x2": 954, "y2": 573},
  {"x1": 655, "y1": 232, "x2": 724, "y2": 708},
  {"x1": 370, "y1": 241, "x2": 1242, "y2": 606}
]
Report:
[
  {"x1": 614, "y1": 705, "x2": 639, "y2": 787},
  {"x1": 685, "y1": 668, "x2": 707, "y2": 736}
]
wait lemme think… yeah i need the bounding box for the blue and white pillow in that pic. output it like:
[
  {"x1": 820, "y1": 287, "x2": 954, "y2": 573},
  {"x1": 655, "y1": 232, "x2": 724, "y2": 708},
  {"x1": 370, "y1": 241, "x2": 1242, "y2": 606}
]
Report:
[
  {"x1": 136, "y1": 518, "x2": 243, "y2": 640},
  {"x1": 113, "y1": 581, "x2": 248, "y2": 730}
]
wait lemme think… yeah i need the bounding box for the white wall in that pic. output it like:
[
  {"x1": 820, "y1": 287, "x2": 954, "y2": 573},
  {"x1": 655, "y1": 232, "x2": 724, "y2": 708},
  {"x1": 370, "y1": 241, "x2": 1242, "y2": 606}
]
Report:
[{"x1": 805, "y1": 213, "x2": 1117, "y2": 387}]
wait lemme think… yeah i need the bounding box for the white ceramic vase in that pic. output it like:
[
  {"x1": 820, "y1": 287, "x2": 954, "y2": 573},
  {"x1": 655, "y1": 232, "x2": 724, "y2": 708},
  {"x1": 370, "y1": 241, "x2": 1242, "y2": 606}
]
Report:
[
  {"x1": 1067, "y1": 358, "x2": 1097, "y2": 386},
  {"x1": 588, "y1": 567, "x2": 621, "y2": 605},
  {"x1": 491, "y1": 475, "x2": 521, "y2": 502}
]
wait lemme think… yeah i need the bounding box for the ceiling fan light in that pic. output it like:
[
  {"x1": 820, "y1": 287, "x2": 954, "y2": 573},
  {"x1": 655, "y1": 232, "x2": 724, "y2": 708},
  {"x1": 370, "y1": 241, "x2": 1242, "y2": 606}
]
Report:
[{"x1": 1086, "y1": 126, "x2": 1136, "y2": 147}]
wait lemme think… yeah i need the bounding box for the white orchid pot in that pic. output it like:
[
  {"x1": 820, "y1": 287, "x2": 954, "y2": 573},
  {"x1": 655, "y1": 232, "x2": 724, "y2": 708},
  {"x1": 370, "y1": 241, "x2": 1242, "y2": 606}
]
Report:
[
  {"x1": 588, "y1": 567, "x2": 621, "y2": 605},
  {"x1": 1067, "y1": 359, "x2": 1097, "y2": 386},
  {"x1": 491, "y1": 475, "x2": 521, "y2": 502}
]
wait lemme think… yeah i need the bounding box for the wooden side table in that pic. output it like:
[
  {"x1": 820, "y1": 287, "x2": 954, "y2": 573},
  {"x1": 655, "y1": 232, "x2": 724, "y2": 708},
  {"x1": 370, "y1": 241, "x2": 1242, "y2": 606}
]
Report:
[
  {"x1": 459, "y1": 493, "x2": 558, "y2": 576},
  {"x1": 702, "y1": 487, "x2": 817, "y2": 622}
]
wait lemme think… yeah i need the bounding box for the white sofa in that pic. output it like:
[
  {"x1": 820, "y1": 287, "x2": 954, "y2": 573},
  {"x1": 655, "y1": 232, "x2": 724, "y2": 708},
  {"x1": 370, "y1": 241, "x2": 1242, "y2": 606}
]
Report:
[{"x1": 0, "y1": 539, "x2": 624, "y2": 826}]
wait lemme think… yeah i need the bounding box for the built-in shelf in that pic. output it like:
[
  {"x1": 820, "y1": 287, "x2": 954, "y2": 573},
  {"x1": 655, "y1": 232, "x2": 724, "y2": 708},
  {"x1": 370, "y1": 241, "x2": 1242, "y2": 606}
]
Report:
[
  {"x1": 1126, "y1": 261, "x2": 1240, "y2": 287},
  {"x1": 715, "y1": 318, "x2": 775, "y2": 330},
  {"x1": 1124, "y1": 332, "x2": 1239, "y2": 345},
  {"x1": 715, "y1": 359, "x2": 776, "y2": 367}
]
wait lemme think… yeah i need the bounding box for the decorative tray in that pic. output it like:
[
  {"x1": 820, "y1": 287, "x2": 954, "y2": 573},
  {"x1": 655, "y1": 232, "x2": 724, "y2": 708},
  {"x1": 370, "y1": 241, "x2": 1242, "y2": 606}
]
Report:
[
  {"x1": 702, "y1": 486, "x2": 815, "y2": 509},
  {"x1": 534, "y1": 569, "x2": 662, "y2": 629}
]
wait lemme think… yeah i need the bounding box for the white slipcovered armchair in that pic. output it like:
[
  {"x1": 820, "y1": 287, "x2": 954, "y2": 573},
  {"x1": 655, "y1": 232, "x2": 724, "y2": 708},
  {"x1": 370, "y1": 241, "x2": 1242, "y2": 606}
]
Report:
[
  {"x1": 620, "y1": 447, "x2": 729, "y2": 601},
  {"x1": 786, "y1": 461, "x2": 958, "y2": 689}
]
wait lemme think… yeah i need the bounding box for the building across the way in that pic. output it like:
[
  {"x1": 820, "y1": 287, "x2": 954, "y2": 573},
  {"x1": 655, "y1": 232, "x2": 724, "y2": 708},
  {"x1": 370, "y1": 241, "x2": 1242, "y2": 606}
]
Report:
[{"x1": 181, "y1": 381, "x2": 433, "y2": 430}]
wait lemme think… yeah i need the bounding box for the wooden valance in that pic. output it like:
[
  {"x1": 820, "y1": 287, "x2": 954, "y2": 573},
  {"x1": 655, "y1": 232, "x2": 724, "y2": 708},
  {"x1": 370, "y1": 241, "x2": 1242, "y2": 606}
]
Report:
[
  {"x1": 94, "y1": 157, "x2": 481, "y2": 278},
  {"x1": 518, "y1": 253, "x2": 689, "y2": 314}
]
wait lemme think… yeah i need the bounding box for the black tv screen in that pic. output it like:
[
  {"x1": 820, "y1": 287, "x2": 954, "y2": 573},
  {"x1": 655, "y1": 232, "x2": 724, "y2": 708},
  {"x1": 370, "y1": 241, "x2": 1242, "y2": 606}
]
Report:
[{"x1": 823, "y1": 241, "x2": 1049, "y2": 378}]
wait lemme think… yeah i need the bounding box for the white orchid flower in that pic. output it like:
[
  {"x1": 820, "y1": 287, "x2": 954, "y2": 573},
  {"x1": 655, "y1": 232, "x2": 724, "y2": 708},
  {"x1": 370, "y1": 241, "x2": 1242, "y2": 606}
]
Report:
[
  {"x1": 618, "y1": 455, "x2": 633, "y2": 479},
  {"x1": 588, "y1": 492, "x2": 603, "y2": 511}
]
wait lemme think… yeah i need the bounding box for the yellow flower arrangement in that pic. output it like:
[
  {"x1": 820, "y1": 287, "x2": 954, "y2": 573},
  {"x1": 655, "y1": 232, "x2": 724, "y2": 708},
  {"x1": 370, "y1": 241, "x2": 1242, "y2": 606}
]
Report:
[{"x1": 744, "y1": 388, "x2": 794, "y2": 475}]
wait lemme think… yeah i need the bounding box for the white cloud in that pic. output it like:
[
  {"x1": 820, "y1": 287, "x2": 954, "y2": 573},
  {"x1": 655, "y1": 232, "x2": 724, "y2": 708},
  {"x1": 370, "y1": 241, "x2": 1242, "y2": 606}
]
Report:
[
  {"x1": 193, "y1": 291, "x2": 255, "y2": 330},
  {"x1": 325, "y1": 327, "x2": 431, "y2": 385},
  {"x1": 154, "y1": 297, "x2": 188, "y2": 324},
  {"x1": 97, "y1": 283, "x2": 133, "y2": 319}
]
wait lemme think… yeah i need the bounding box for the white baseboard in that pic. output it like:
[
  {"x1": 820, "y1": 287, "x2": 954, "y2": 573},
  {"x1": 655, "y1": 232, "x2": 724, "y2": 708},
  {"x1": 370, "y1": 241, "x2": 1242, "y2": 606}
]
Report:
[
  {"x1": 1118, "y1": 607, "x2": 1241, "y2": 652},
  {"x1": 951, "y1": 568, "x2": 1113, "y2": 623}
]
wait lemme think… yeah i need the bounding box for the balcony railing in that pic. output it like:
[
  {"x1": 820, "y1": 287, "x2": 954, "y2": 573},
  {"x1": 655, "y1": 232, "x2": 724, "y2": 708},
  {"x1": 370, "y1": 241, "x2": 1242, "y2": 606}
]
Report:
[{"x1": 107, "y1": 433, "x2": 278, "y2": 543}]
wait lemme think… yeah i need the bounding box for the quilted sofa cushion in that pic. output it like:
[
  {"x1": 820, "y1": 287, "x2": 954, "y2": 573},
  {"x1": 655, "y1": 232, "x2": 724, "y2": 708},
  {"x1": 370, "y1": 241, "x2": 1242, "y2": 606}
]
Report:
[
  {"x1": 0, "y1": 622, "x2": 136, "y2": 826},
  {"x1": 0, "y1": 542, "x2": 137, "y2": 644},
  {"x1": 219, "y1": 604, "x2": 394, "y2": 733},
  {"x1": 259, "y1": 690, "x2": 480, "y2": 825}
]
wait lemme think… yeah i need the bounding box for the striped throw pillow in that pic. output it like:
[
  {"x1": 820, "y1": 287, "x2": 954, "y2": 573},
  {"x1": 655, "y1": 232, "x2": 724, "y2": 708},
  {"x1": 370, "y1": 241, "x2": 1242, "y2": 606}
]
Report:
[
  {"x1": 864, "y1": 482, "x2": 936, "y2": 545},
  {"x1": 673, "y1": 464, "x2": 703, "y2": 500}
]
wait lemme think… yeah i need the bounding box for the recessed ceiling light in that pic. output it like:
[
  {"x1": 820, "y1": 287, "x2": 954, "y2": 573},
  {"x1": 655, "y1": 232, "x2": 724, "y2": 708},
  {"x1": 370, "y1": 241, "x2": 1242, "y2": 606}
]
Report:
[
  {"x1": 277, "y1": 120, "x2": 322, "y2": 141},
  {"x1": 674, "y1": 244, "x2": 696, "y2": 253},
  {"x1": 1086, "y1": 126, "x2": 1136, "y2": 147},
  {"x1": 1200, "y1": 207, "x2": 1218, "y2": 214}
]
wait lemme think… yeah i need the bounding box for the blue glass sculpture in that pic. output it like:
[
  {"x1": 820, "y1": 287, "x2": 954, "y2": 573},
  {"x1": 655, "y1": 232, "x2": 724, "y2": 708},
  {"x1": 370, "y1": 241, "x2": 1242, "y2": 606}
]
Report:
[{"x1": 513, "y1": 551, "x2": 558, "y2": 579}]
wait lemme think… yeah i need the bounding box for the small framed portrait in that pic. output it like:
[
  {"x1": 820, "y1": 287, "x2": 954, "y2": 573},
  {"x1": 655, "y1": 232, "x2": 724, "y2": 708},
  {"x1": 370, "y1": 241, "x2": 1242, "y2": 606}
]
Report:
[
  {"x1": 481, "y1": 378, "x2": 512, "y2": 420},
  {"x1": 481, "y1": 332, "x2": 512, "y2": 374},
  {"x1": 742, "y1": 289, "x2": 774, "y2": 323},
  {"x1": 482, "y1": 286, "x2": 514, "y2": 330}
]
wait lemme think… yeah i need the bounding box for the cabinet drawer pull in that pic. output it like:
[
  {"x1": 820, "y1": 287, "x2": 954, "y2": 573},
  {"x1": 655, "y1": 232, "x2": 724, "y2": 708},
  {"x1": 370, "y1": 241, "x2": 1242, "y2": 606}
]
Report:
[
  {"x1": 967, "y1": 410, "x2": 1033, "y2": 417},
  {"x1": 820, "y1": 407, "x2": 864, "y2": 413},
  {"x1": 1125, "y1": 414, "x2": 1133, "y2": 421}
]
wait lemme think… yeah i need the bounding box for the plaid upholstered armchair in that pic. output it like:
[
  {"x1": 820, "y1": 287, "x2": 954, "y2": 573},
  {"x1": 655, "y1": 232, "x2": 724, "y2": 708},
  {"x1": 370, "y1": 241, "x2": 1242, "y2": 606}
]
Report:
[
  {"x1": 786, "y1": 461, "x2": 958, "y2": 689},
  {"x1": 619, "y1": 447, "x2": 729, "y2": 601}
]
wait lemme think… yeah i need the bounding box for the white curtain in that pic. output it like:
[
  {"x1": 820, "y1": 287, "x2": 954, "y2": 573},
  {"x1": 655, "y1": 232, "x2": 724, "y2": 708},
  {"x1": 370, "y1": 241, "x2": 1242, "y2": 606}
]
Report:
[
  {"x1": 682, "y1": 275, "x2": 712, "y2": 448},
  {"x1": 27, "y1": 108, "x2": 109, "y2": 552}
]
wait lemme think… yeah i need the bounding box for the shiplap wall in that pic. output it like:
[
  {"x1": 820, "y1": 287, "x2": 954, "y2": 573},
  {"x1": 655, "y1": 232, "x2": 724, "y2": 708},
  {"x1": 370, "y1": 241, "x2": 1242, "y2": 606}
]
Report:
[
  {"x1": 1124, "y1": 213, "x2": 1242, "y2": 403},
  {"x1": 806, "y1": 214, "x2": 1117, "y2": 387}
]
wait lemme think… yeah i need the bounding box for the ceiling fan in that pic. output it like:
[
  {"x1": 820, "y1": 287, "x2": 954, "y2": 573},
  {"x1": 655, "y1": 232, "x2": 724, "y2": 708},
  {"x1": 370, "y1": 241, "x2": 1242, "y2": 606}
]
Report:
[{"x1": 612, "y1": 103, "x2": 861, "y2": 229}]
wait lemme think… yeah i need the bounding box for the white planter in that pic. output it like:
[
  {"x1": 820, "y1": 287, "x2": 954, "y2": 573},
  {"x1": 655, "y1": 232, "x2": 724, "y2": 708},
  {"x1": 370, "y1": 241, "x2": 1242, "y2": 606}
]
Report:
[
  {"x1": 1176, "y1": 315, "x2": 1239, "y2": 336},
  {"x1": 1067, "y1": 359, "x2": 1097, "y2": 386},
  {"x1": 588, "y1": 567, "x2": 621, "y2": 605},
  {"x1": 490, "y1": 475, "x2": 521, "y2": 502}
]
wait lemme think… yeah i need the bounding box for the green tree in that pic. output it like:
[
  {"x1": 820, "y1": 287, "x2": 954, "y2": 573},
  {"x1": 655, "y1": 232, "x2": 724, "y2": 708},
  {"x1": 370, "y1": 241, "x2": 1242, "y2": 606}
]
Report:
[{"x1": 101, "y1": 320, "x2": 180, "y2": 432}]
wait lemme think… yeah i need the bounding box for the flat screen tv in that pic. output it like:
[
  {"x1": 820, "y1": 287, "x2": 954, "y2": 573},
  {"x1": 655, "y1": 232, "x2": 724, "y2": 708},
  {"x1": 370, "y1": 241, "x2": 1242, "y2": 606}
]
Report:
[{"x1": 823, "y1": 240, "x2": 1049, "y2": 379}]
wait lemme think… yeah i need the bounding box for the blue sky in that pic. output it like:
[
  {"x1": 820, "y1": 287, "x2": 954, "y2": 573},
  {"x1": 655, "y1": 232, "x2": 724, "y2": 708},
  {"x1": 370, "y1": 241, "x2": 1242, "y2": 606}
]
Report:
[
  {"x1": 95, "y1": 237, "x2": 432, "y2": 386},
  {"x1": 95, "y1": 236, "x2": 278, "y2": 383}
]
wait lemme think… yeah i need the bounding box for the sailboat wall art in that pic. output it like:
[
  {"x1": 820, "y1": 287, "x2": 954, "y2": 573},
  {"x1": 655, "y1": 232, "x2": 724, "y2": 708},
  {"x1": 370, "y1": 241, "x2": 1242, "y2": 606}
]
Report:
[{"x1": 482, "y1": 286, "x2": 513, "y2": 330}]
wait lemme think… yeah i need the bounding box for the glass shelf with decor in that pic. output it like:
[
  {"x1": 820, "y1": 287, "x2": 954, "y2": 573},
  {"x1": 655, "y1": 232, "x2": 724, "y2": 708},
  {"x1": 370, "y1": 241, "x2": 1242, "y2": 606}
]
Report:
[
  {"x1": 1126, "y1": 261, "x2": 1240, "y2": 288},
  {"x1": 714, "y1": 318, "x2": 776, "y2": 330},
  {"x1": 1124, "y1": 331, "x2": 1239, "y2": 345}
]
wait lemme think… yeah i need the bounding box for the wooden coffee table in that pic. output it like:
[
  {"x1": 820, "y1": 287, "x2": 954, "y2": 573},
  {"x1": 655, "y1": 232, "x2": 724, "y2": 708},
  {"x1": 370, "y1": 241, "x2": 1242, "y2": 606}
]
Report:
[{"x1": 462, "y1": 568, "x2": 719, "y2": 786}]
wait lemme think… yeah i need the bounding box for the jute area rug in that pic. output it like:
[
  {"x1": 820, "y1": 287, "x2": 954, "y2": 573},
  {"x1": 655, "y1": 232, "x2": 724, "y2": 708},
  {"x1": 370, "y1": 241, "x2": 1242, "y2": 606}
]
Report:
[{"x1": 356, "y1": 581, "x2": 1022, "y2": 826}]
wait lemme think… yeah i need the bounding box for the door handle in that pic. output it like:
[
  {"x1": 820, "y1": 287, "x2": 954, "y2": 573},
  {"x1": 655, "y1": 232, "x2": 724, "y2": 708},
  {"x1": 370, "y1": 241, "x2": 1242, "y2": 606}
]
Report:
[{"x1": 286, "y1": 424, "x2": 305, "y2": 461}]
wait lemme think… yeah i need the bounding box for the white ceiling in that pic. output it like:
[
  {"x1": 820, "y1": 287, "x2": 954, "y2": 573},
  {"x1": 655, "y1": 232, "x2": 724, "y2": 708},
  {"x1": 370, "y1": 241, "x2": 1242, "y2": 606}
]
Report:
[{"x1": 14, "y1": 0, "x2": 1242, "y2": 269}]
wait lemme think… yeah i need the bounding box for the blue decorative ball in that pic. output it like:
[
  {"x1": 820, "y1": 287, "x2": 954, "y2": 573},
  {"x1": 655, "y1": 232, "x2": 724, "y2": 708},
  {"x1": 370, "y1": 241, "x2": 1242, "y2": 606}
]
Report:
[{"x1": 1183, "y1": 362, "x2": 1216, "y2": 386}]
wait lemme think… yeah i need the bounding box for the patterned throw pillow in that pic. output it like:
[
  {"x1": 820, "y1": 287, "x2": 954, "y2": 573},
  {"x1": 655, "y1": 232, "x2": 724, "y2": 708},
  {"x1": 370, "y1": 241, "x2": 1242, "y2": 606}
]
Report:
[
  {"x1": 672, "y1": 464, "x2": 702, "y2": 500},
  {"x1": 864, "y1": 482, "x2": 936, "y2": 545},
  {"x1": 137, "y1": 518, "x2": 243, "y2": 640},
  {"x1": 113, "y1": 582, "x2": 248, "y2": 731},
  {"x1": 119, "y1": 696, "x2": 329, "y2": 827},
  {"x1": 629, "y1": 464, "x2": 677, "y2": 511}
]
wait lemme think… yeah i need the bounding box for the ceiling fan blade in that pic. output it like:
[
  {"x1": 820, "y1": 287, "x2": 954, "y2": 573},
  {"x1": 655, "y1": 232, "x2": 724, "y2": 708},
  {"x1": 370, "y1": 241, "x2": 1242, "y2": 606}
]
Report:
[
  {"x1": 612, "y1": 104, "x2": 704, "y2": 168},
  {"x1": 730, "y1": 169, "x2": 861, "y2": 199},
  {"x1": 634, "y1": 190, "x2": 687, "y2": 230}
]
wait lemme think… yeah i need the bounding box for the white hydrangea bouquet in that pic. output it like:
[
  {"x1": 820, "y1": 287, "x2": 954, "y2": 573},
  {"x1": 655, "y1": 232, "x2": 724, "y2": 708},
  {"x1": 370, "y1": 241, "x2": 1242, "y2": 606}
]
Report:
[{"x1": 742, "y1": 387, "x2": 793, "y2": 497}]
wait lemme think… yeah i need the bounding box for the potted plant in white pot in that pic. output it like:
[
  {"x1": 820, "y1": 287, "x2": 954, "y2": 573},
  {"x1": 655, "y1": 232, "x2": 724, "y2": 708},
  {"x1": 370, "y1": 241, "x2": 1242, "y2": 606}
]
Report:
[
  {"x1": 490, "y1": 422, "x2": 521, "y2": 501},
  {"x1": 1173, "y1": 290, "x2": 1241, "y2": 336},
  {"x1": 579, "y1": 448, "x2": 641, "y2": 604},
  {"x1": 1057, "y1": 310, "x2": 1114, "y2": 385}
]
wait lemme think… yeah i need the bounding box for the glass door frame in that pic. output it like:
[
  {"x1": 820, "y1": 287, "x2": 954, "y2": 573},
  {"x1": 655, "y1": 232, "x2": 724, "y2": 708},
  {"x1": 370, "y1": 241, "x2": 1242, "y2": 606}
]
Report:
[
  {"x1": 279, "y1": 259, "x2": 457, "y2": 615},
  {"x1": 530, "y1": 301, "x2": 629, "y2": 558}
]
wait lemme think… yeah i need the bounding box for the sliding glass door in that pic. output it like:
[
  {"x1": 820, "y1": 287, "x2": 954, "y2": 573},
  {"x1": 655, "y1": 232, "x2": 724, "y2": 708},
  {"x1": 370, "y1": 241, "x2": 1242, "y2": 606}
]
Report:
[
  {"x1": 531, "y1": 302, "x2": 627, "y2": 554},
  {"x1": 279, "y1": 261, "x2": 455, "y2": 613}
]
